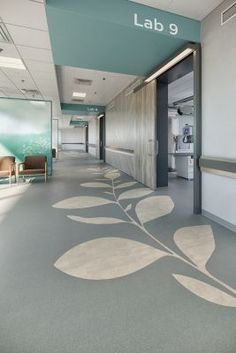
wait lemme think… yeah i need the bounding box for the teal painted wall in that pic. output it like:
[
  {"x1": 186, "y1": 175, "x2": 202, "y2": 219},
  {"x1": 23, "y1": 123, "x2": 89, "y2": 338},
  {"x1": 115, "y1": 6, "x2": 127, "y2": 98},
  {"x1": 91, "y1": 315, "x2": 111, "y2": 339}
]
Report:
[
  {"x1": 46, "y1": 0, "x2": 200, "y2": 76},
  {"x1": 61, "y1": 103, "x2": 105, "y2": 116},
  {"x1": 0, "y1": 98, "x2": 52, "y2": 176}
]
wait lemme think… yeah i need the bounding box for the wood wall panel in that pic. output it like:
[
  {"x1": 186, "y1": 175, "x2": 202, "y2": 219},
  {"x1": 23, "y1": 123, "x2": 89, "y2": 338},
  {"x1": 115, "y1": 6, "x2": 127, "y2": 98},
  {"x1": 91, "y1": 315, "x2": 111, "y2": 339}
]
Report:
[
  {"x1": 105, "y1": 149, "x2": 135, "y2": 176},
  {"x1": 106, "y1": 80, "x2": 157, "y2": 189},
  {"x1": 135, "y1": 81, "x2": 157, "y2": 189}
]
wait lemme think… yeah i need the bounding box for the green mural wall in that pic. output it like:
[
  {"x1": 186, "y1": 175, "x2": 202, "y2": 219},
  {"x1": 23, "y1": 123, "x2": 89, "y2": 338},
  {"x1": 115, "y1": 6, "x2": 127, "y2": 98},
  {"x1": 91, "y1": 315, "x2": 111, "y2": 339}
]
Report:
[{"x1": 0, "y1": 98, "x2": 52, "y2": 175}]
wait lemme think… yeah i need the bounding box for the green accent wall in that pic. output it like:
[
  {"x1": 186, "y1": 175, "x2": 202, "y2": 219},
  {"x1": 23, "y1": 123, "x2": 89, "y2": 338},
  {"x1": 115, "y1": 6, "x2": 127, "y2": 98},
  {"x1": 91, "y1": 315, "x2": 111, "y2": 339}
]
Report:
[
  {"x1": 0, "y1": 98, "x2": 52, "y2": 176},
  {"x1": 61, "y1": 103, "x2": 105, "y2": 116},
  {"x1": 46, "y1": 0, "x2": 200, "y2": 76}
]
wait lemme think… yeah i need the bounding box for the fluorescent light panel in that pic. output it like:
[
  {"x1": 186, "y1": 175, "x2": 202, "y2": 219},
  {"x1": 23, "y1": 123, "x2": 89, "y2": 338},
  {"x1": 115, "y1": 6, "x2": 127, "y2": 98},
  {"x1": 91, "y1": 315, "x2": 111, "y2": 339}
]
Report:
[
  {"x1": 0, "y1": 56, "x2": 26, "y2": 70},
  {"x1": 145, "y1": 48, "x2": 194, "y2": 83},
  {"x1": 72, "y1": 92, "x2": 86, "y2": 98}
]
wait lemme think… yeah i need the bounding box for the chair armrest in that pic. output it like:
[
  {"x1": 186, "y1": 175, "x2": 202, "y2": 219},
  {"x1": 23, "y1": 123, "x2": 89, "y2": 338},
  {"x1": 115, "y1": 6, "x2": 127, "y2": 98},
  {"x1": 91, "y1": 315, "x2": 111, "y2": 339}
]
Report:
[
  {"x1": 17, "y1": 163, "x2": 25, "y2": 172},
  {"x1": 8, "y1": 163, "x2": 15, "y2": 175},
  {"x1": 45, "y1": 161, "x2": 48, "y2": 173}
]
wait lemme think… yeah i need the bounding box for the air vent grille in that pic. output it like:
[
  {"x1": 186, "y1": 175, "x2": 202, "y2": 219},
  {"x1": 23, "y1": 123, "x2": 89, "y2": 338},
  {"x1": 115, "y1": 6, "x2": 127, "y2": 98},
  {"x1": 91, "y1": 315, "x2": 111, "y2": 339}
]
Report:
[
  {"x1": 71, "y1": 98, "x2": 84, "y2": 102},
  {"x1": 221, "y1": 1, "x2": 236, "y2": 25},
  {"x1": 74, "y1": 78, "x2": 92, "y2": 86},
  {"x1": 21, "y1": 89, "x2": 40, "y2": 95},
  {"x1": 0, "y1": 22, "x2": 12, "y2": 43}
]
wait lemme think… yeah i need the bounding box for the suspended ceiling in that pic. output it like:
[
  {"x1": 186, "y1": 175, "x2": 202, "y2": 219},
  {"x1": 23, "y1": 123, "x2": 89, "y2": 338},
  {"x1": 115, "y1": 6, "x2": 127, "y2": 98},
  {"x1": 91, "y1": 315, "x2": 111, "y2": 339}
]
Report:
[
  {"x1": 0, "y1": 0, "x2": 61, "y2": 117},
  {"x1": 57, "y1": 66, "x2": 137, "y2": 106},
  {"x1": 129, "y1": 0, "x2": 224, "y2": 21}
]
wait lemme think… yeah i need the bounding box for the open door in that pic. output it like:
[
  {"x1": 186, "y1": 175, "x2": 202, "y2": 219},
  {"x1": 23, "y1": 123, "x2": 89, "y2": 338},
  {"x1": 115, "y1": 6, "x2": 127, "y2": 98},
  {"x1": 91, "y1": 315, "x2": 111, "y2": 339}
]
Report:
[
  {"x1": 155, "y1": 44, "x2": 201, "y2": 214},
  {"x1": 99, "y1": 115, "x2": 105, "y2": 161},
  {"x1": 85, "y1": 125, "x2": 89, "y2": 153}
]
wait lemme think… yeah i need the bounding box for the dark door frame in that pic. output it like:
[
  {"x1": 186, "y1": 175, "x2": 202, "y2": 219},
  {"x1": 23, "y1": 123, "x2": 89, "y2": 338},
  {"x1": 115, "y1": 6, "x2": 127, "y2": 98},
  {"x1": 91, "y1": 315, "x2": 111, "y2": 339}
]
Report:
[
  {"x1": 155, "y1": 43, "x2": 202, "y2": 214},
  {"x1": 99, "y1": 115, "x2": 106, "y2": 161},
  {"x1": 85, "y1": 125, "x2": 89, "y2": 153}
]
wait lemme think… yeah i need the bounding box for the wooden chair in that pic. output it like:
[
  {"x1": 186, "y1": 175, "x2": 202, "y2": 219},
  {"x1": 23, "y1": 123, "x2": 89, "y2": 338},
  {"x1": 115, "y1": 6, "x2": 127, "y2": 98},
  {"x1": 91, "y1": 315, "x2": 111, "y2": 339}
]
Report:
[
  {"x1": 0, "y1": 156, "x2": 16, "y2": 184},
  {"x1": 17, "y1": 155, "x2": 48, "y2": 183}
]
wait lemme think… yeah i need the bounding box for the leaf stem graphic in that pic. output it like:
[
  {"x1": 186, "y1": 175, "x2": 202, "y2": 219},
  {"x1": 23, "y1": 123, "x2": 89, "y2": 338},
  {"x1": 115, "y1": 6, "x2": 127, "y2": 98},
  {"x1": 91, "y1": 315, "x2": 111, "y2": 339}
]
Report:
[{"x1": 110, "y1": 178, "x2": 236, "y2": 297}]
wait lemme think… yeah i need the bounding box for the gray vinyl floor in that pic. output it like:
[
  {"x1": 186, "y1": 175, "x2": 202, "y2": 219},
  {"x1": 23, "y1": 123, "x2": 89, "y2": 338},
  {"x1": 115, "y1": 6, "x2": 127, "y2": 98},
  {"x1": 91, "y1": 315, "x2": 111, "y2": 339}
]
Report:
[{"x1": 0, "y1": 151, "x2": 236, "y2": 353}]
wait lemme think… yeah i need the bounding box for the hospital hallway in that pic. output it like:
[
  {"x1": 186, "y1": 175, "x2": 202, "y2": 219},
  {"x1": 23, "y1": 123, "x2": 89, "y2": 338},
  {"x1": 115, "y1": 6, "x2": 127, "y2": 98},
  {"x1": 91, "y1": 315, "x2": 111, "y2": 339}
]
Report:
[{"x1": 0, "y1": 151, "x2": 236, "y2": 353}]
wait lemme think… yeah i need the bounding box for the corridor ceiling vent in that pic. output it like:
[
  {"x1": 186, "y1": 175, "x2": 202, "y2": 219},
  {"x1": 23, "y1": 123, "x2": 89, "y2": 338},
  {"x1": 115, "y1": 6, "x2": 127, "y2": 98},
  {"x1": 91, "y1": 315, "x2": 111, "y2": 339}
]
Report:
[
  {"x1": 74, "y1": 78, "x2": 92, "y2": 86},
  {"x1": 145, "y1": 45, "x2": 195, "y2": 83},
  {"x1": 221, "y1": 1, "x2": 236, "y2": 25},
  {"x1": 71, "y1": 98, "x2": 84, "y2": 102},
  {"x1": 21, "y1": 89, "x2": 40, "y2": 95},
  {"x1": 0, "y1": 22, "x2": 12, "y2": 43}
]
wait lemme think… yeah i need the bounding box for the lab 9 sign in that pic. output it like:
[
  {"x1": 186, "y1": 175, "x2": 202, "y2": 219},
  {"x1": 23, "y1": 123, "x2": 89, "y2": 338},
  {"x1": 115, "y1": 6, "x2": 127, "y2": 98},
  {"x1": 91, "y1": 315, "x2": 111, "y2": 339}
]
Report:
[{"x1": 134, "y1": 13, "x2": 178, "y2": 36}]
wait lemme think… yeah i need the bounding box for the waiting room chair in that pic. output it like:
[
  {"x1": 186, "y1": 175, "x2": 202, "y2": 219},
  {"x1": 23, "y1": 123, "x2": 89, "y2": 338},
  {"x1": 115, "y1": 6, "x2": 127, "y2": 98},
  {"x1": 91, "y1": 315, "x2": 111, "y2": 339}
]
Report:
[
  {"x1": 0, "y1": 156, "x2": 16, "y2": 184},
  {"x1": 17, "y1": 155, "x2": 48, "y2": 183}
]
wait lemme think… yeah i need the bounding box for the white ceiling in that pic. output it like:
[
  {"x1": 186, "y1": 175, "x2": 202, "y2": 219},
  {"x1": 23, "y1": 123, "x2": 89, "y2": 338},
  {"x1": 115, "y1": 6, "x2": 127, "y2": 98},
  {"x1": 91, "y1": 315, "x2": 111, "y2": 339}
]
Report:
[
  {"x1": 57, "y1": 66, "x2": 137, "y2": 106},
  {"x1": 129, "y1": 0, "x2": 224, "y2": 20},
  {"x1": 0, "y1": 0, "x2": 61, "y2": 117},
  {"x1": 168, "y1": 71, "x2": 193, "y2": 105}
]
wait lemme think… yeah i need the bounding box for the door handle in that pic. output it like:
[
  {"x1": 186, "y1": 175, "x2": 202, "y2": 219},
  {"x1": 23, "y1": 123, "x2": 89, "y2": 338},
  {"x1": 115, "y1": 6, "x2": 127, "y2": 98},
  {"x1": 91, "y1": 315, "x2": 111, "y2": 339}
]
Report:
[
  {"x1": 147, "y1": 139, "x2": 158, "y2": 156},
  {"x1": 155, "y1": 140, "x2": 159, "y2": 156}
]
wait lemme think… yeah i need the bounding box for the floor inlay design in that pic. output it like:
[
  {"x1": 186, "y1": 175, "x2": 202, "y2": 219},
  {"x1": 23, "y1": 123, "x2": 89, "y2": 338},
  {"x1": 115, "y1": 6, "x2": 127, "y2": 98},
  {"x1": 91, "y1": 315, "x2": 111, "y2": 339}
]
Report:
[
  {"x1": 53, "y1": 196, "x2": 114, "y2": 209},
  {"x1": 68, "y1": 215, "x2": 126, "y2": 224},
  {"x1": 53, "y1": 168, "x2": 236, "y2": 307},
  {"x1": 54, "y1": 237, "x2": 167, "y2": 280}
]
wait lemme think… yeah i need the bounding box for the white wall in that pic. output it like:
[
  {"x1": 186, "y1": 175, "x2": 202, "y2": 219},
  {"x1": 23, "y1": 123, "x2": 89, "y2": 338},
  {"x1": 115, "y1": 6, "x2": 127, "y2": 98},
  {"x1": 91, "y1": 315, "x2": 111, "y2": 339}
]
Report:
[
  {"x1": 61, "y1": 127, "x2": 86, "y2": 151},
  {"x1": 201, "y1": 0, "x2": 236, "y2": 227}
]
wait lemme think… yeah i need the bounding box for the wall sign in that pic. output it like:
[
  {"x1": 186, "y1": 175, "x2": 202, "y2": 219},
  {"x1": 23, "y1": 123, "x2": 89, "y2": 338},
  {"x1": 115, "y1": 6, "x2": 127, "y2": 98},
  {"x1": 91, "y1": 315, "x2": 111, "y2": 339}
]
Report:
[{"x1": 134, "y1": 13, "x2": 178, "y2": 36}]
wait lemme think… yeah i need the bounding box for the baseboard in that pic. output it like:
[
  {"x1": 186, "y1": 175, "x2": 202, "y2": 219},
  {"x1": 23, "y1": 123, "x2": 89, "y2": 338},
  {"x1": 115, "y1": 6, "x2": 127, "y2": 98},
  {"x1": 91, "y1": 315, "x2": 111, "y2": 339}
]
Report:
[{"x1": 202, "y1": 210, "x2": 236, "y2": 233}]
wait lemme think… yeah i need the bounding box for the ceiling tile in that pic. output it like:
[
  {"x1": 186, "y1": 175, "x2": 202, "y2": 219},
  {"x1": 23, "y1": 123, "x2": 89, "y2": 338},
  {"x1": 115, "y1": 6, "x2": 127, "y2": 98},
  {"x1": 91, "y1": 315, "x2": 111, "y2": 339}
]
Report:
[
  {"x1": 0, "y1": 42, "x2": 20, "y2": 58},
  {"x1": 17, "y1": 46, "x2": 53, "y2": 63},
  {"x1": 0, "y1": 67, "x2": 38, "y2": 91},
  {"x1": 0, "y1": 0, "x2": 48, "y2": 30},
  {"x1": 24, "y1": 60, "x2": 55, "y2": 73},
  {"x1": 0, "y1": 70, "x2": 17, "y2": 87},
  {"x1": 5, "y1": 24, "x2": 51, "y2": 49}
]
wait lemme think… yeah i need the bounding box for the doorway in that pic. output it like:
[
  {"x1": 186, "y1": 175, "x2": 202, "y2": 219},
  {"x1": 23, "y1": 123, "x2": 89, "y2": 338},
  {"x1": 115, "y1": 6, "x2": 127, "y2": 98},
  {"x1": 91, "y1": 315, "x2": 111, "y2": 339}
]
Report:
[
  {"x1": 156, "y1": 45, "x2": 201, "y2": 214},
  {"x1": 99, "y1": 115, "x2": 105, "y2": 161}
]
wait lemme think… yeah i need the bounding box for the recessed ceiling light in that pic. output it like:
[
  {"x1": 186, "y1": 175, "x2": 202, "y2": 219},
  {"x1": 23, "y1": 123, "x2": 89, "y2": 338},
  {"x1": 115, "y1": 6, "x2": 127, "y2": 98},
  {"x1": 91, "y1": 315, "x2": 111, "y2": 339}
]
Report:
[
  {"x1": 72, "y1": 92, "x2": 86, "y2": 98},
  {"x1": 0, "y1": 56, "x2": 26, "y2": 70}
]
